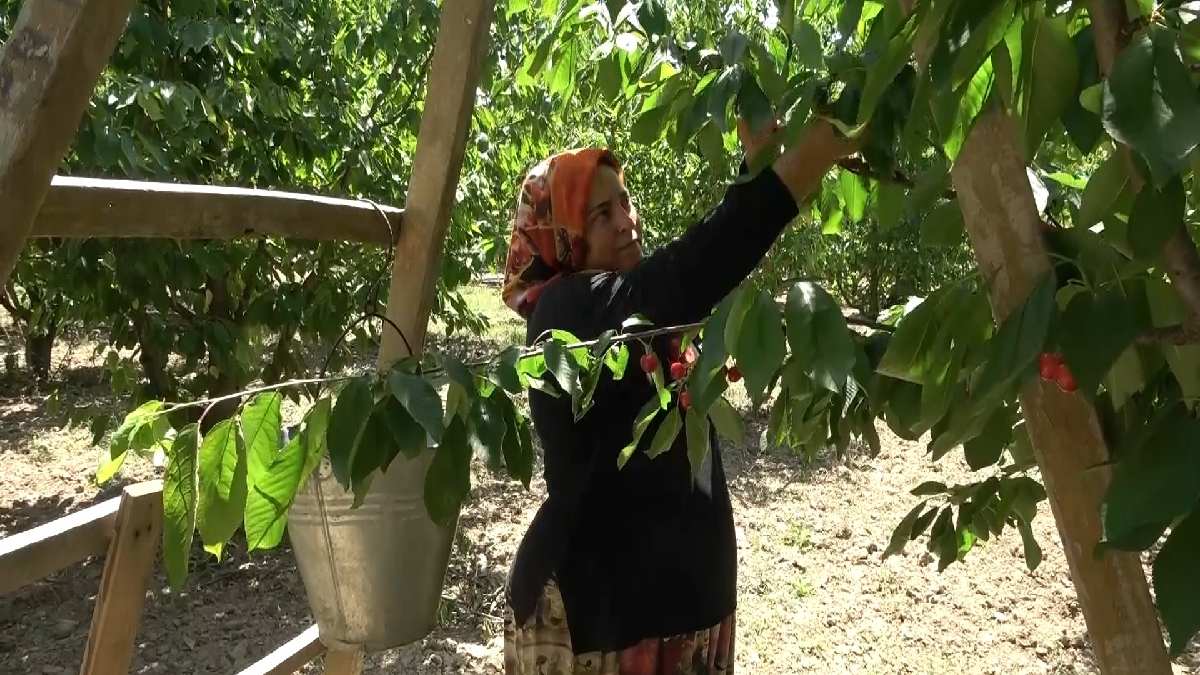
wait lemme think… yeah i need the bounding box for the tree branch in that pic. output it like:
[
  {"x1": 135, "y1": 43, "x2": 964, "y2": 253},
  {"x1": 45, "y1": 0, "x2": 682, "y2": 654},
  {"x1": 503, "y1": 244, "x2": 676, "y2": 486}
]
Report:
[
  {"x1": 836, "y1": 157, "x2": 956, "y2": 200},
  {"x1": 1086, "y1": 0, "x2": 1200, "y2": 331}
]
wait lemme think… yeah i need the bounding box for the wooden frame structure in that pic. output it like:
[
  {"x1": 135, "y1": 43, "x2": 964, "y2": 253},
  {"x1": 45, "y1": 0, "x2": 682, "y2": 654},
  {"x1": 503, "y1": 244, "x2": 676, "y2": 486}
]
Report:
[
  {"x1": 0, "y1": 0, "x2": 1181, "y2": 671},
  {"x1": 0, "y1": 481, "x2": 162, "y2": 675},
  {"x1": 0, "y1": 0, "x2": 494, "y2": 672}
]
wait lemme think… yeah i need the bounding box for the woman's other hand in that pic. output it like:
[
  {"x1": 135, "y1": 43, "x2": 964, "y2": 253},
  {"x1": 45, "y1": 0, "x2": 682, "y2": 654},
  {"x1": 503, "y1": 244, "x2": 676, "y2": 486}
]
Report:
[
  {"x1": 736, "y1": 117, "x2": 780, "y2": 167},
  {"x1": 771, "y1": 119, "x2": 863, "y2": 205}
]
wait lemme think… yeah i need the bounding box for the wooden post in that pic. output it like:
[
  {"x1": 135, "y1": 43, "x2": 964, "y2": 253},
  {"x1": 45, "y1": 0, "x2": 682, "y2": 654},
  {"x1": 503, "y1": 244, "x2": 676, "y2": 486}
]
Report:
[
  {"x1": 322, "y1": 646, "x2": 365, "y2": 675},
  {"x1": 0, "y1": 0, "x2": 134, "y2": 288},
  {"x1": 952, "y1": 107, "x2": 1171, "y2": 674},
  {"x1": 78, "y1": 481, "x2": 163, "y2": 675},
  {"x1": 377, "y1": 0, "x2": 497, "y2": 364}
]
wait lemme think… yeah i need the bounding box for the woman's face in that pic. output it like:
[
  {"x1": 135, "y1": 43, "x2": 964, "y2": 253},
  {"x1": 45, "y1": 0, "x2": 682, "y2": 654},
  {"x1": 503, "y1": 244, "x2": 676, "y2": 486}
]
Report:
[{"x1": 583, "y1": 165, "x2": 642, "y2": 272}]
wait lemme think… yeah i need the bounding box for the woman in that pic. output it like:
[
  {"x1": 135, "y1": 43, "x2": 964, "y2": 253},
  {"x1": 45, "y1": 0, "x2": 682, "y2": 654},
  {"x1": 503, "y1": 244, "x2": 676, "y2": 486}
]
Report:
[{"x1": 500, "y1": 118, "x2": 856, "y2": 674}]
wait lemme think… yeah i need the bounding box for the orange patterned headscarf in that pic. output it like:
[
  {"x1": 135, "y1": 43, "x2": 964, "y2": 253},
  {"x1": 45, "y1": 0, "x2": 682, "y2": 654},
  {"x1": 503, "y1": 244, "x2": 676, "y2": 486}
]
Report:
[{"x1": 501, "y1": 148, "x2": 624, "y2": 318}]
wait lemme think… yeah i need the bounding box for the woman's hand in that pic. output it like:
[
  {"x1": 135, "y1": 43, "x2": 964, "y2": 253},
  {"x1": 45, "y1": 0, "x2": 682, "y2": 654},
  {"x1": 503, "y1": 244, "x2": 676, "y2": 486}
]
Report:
[
  {"x1": 737, "y1": 117, "x2": 780, "y2": 167},
  {"x1": 771, "y1": 119, "x2": 862, "y2": 205}
]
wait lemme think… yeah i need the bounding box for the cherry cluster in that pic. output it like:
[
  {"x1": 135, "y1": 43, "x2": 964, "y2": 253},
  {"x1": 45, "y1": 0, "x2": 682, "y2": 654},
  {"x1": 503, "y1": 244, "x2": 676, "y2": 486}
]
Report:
[
  {"x1": 1038, "y1": 352, "x2": 1077, "y2": 392},
  {"x1": 638, "y1": 336, "x2": 742, "y2": 411}
]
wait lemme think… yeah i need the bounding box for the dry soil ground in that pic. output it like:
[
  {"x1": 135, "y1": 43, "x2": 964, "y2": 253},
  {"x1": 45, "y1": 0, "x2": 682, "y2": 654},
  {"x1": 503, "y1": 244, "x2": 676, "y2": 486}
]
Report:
[{"x1": 1, "y1": 286, "x2": 1197, "y2": 674}]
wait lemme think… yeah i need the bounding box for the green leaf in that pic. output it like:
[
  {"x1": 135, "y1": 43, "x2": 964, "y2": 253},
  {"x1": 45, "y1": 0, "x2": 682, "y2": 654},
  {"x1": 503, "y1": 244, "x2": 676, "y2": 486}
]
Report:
[
  {"x1": 836, "y1": 0, "x2": 864, "y2": 47},
  {"x1": 972, "y1": 274, "x2": 1056, "y2": 409},
  {"x1": 1062, "y1": 26, "x2": 1104, "y2": 155},
  {"x1": 196, "y1": 420, "x2": 246, "y2": 554},
  {"x1": 785, "y1": 282, "x2": 856, "y2": 393},
  {"x1": 877, "y1": 293, "x2": 945, "y2": 383},
  {"x1": 1128, "y1": 176, "x2": 1185, "y2": 260},
  {"x1": 244, "y1": 431, "x2": 303, "y2": 552},
  {"x1": 734, "y1": 289, "x2": 786, "y2": 403},
  {"x1": 241, "y1": 392, "x2": 282, "y2": 490},
  {"x1": 1152, "y1": 510, "x2": 1200, "y2": 656},
  {"x1": 837, "y1": 170, "x2": 868, "y2": 224},
  {"x1": 1103, "y1": 30, "x2": 1200, "y2": 185},
  {"x1": 619, "y1": 395, "x2": 662, "y2": 468},
  {"x1": 736, "y1": 75, "x2": 774, "y2": 135},
  {"x1": 603, "y1": 343, "x2": 629, "y2": 380},
  {"x1": 911, "y1": 480, "x2": 948, "y2": 496},
  {"x1": 389, "y1": 372, "x2": 445, "y2": 443},
  {"x1": 99, "y1": 400, "x2": 167, "y2": 483},
  {"x1": 1016, "y1": 518, "x2": 1042, "y2": 571},
  {"x1": 379, "y1": 395, "x2": 426, "y2": 466},
  {"x1": 327, "y1": 378, "x2": 374, "y2": 487},
  {"x1": 723, "y1": 285, "x2": 754, "y2": 356},
  {"x1": 1059, "y1": 288, "x2": 1145, "y2": 396},
  {"x1": 883, "y1": 500, "x2": 928, "y2": 558},
  {"x1": 876, "y1": 182, "x2": 905, "y2": 231},
  {"x1": 685, "y1": 407, "x2": 710, "y2": 479},
  {"x1": 636, "y1": 0, "x2": 668, "y2": 35},
  {"x1": 645, "y1": 406, "x2": 682, "y2": 459},
  {"x1": 631, "y1": 103, "x2": 673, "y2": 144},
  {"x1": 299, "y1": 398, "x2": 331, "y2": 486},
  {"x1": 497, "y1": 394, "x2": 533, "y2": 487},
  {"x1": 857, "y1": 13, "x2": 917, "y2": 124},
  {"x1": 921, "y1": 200, "x2": 964, "y2": 247},
  {"x1": 792, "y1": 21, "x2": 823, "y2": 70},
  {"x1": 1103, "y1": 408, "x2": 1200, "y2": 547},
  {"x1": 719, "y1": 31, "x2": 749, "y2": 65},
  {"x1": 1078, "y1": 151, "x2": 1132, "y2": 229},
  {"x1": 1145, "y1": 279, "x2": 1200, "y2": 401},
  {"x1": 467, "y1": 393, "x2": 507, "y2": 469},
  {"x1": 963, "y1": 405, "x2": 1013, "y2": 470},
  {"x1": 162, "y1": 424, "x2": 198, "y2": 589},
  {"x1": 1020, "y1": 16, "x2": 1079, "y2": 156},
  {"x1": 707, "y1": 396, "x2": 744, "y2": 445},
  {"x1": 424, "y1": 416, "x2": 471, "y2": 527},
  {"x1": 496, "y1": 347, "x2": 524, "y2": 394}
]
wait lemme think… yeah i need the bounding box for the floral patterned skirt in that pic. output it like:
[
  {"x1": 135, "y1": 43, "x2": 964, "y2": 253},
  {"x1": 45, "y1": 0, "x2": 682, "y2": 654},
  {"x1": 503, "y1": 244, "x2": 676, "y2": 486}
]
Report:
[{"x1": 503, "y1": 579, "x2": 735, "y2": 675}]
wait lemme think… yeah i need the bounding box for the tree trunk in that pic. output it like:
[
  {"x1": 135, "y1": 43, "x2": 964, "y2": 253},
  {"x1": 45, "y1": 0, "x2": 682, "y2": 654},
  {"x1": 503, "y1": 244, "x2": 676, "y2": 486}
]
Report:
[
  {"x1": 952, "y1": 106, "x2": 1172, "y2": 675},
  {"x1": 23, "y1": 323, "x2": 55, "y2": 379}
]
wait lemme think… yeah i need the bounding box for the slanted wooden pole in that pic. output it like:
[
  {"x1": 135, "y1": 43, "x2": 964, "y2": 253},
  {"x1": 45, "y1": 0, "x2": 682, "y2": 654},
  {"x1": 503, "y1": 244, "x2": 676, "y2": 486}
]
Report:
[
  {"x1": 952, "y1": 107, "x2": 1171, "y2": 674},
  {"x1": 238, "y1": 625, "x2": 327, "y2": 675},
  {"x1": 0, "y1": 0, "x2": 134, "y2": 288},
  {"x1": 299, "y1": 0, "x2": 494, "y2": 666},
  {"x1": 78, "y1": 481, "x2": 163, "y2": 675},
  {"x1": 376, "y1": 0, "x2": 496, "y2": 364}
]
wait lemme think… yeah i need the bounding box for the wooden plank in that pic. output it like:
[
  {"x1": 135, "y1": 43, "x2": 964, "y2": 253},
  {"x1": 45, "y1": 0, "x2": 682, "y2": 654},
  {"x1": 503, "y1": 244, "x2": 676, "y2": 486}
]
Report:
[
  {"x1": 237, "y1": 625, "x2": 326, "y2": 675},
  {"x1": 78, "y1": 481, "x2": 163, "y2": 675},
  {"x1": 377, "y1": 0, "x2": 496, "y2": 364},
  {"x1": 0, "y1": 0, "x2": 135, "y2": 289},
  {"x1": 0, "y1": 495, "x2": 119, "y2": 594},
  {"x1": 952, "y1": 107, "x2": 1171, "y2": 675},
  {"x1": 30, "y1": 176, "x2": 400, "y2": 244},
  {"x1": 322, "y1": 646, "x2": 364, "y2": 675}
]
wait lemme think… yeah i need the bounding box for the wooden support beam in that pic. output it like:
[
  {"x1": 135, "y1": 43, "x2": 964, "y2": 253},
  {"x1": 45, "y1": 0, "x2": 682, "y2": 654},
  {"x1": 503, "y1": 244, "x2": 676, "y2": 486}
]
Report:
[
  {"x1": 322, "y1": 646, "x2": 364, "y2": 675},
  {"x1": 377, "y1": 0, "x2": 496, "y2": 364},
  {"x1": 238, "y1": 625, "x2": 327, "y2": 675},
  {"x1": 29, "y1": 176, "x2": 400, "y2": 244},
  {"x1": 952, "y1": 107, "x2": 1171, "y2": 674},
  {"x1": 78, "y1": 481, "x2": 162, "y2": 675},
  {"x1": 0, "y1": 495, "x2": 119, "y2": 595},
  {"x1": 0, "y1": 0, "x2": 135, "y2": 289}
]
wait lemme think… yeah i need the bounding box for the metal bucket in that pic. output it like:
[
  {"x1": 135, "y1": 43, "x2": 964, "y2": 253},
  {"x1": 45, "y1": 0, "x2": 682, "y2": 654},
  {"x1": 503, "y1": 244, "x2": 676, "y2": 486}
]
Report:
[{"x1": 287, "y1": 446, "x2": 458, "y2": 651}]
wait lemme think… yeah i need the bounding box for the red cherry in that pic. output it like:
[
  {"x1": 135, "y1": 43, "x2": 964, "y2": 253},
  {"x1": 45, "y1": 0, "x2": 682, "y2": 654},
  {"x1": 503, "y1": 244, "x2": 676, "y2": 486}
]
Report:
[
  {"x1": 640, "y1": 352, "x2": 658, "y2": 373},
  {"x1": 1056, "y1": 368, "x2": 1078, "y2": 392},
  {"x1": 669, "y1": 361, "x2": 687, "y2": 381},
  {"x1": 726, "y1": 365, "x2": 743, "y2": 383},
  {"x1": 1038, "y1": 353, "x2": 1060, "y2": 380},
  {"x1": 679, "y1": 390, "x2": 692, "y2": 410},
  {"x1": 683, "y1": 344, "x2": 699, "y2": 365},
  {"x1": 669, "y1": 336, "x2": 682, "y2": 359}
]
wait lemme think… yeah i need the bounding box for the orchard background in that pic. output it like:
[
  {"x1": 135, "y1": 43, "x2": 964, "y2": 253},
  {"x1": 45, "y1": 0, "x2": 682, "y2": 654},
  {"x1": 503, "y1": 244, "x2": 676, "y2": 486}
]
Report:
[{"x1": 3, "y1": 0, "x2": 1200, "y2": 672}]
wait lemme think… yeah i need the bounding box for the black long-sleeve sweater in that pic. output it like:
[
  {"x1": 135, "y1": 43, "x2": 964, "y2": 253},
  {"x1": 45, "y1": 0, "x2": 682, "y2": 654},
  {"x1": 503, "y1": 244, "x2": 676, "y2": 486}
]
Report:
[{"x1": 507, "y1": 164, "x2": 800, "y2": 653}]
